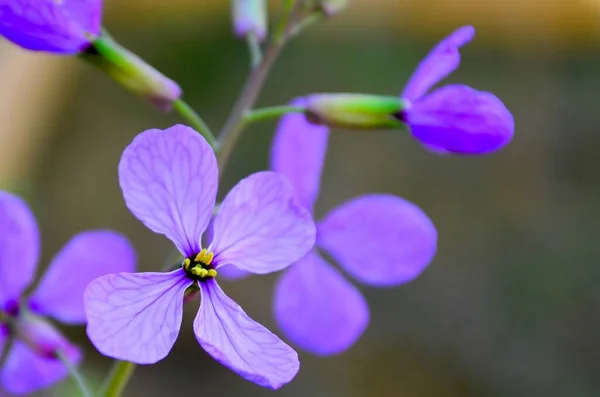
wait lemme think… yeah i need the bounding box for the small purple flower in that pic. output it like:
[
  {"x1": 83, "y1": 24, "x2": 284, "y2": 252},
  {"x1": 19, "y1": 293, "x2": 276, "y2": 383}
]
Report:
[
  {"x1": 222, "y1": 99, "x2": 438, "y2": 355},
  {"x1": 399, "y1": 25, "x2": 514, "y2": 154},
  {"x1": 0, "y1": 0, "x2": 102, "y2": 54},
  {"x1": 0, "y1": 191, "x2": 135, "y2": 394},
  {"x1": 84, "y1": 125, "x2": 316, "y2": 389}
]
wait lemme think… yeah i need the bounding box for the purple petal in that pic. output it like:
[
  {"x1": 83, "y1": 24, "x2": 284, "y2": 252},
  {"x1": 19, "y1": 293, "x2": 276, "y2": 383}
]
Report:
[
  {"x1": 119, "y1": 125, "x2": 218, "y2": 257},
  {"x1": 84, "y1": 269, "x2": 191, "y2": 364},
  {"x1": 1, "y1": 340, "x2": 81, "y2": 395},
  {"x1": 218, "y1": 264, "x2": 251, "y2": 281},
  {"x1": 402, "y1": 26, "x2": 475, "y2": 101},
  {"x1": 194, "y1": 280, "x2": 299, "y2": 389},
  {"x1": 28, "y1": 230, "x2": 136, "y2": 325},
  {"x1": 406, "y1": 84, "x2": 514, "y2": 155},
  {"x1": 211, "y1": 171, "x2": 316, "y2": 274},
  {"x1": 274, "y1": 251, "x2": 369, "y2": 356},
  {"x1": 0, "y1": 192, "x2": 39, "y2": 309},
  {"x1": 270, "y1": 97, "x2": 329, "y2": 211},
  {"x1": 0, "y1": 0, "x2": 102, "y2": 54},
  {"x1": 318, "y1": 194, "x2": 437, "y2": 286}
]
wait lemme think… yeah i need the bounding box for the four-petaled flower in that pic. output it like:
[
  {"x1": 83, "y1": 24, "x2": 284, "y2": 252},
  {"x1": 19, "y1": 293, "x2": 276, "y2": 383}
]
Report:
[
  {"x1": 398, "y1": 25, "x2": 514, "y2": 154},
  {"x1": 219, "y1": 99, "x2": 438, "y2": 355},
  {"x1": 0, "y1": 191, "x2": 135, "y2": 394},
  {"x1": 0, "y1": 0, "x2": 102, "y2": 54},
  {"x1": 84, "y1": 125, "x2": 316, "y2": 389}
]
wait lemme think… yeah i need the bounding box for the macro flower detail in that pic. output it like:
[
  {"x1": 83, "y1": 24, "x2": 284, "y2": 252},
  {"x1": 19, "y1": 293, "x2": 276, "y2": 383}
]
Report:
[
  {"x1": 0, "y1": 191, "x2": 135, "y2": 394},
  {"x1": 398, "y1": 25, "x2": 514, "y2": 154},
  {"x1": 270, "y1": 103, "x2": 437, "y2": 355},
  {"x1": 84, "y1": 125, "x2": 316, "y2": 389},
  {"x1": 0, "y1": 0, "x2": 102, "y2": 54}
]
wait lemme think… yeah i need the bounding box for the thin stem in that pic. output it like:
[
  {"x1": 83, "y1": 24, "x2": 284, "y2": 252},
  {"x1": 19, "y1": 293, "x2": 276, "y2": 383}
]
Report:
[
  {"x1": 288, "y1": 11, "x2": 325, "y2": 39},
  {"x1": 216, "y1": 40, "x2": 285, "y2": 170},
  {"x1": 246, "y1": 34, "x2": 263, "y2": 68},
  {"x1": 172, "y1": 99, "x2": 218, "y2": 149},
  {"x1": 98, "y1": 360, "x2": 136, "y2": 397},
  {"x1": 243, "y1": 105, "x2": 305, "y2": 124},
  {"x1": 55, "y1": 350, "x2": 93, "y2": 397}
]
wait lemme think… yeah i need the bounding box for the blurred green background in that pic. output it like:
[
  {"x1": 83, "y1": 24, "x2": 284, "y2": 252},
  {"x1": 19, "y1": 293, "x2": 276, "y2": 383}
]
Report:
[{"x1": 2, "y1": 0, "x2": 600, "y2": 396}]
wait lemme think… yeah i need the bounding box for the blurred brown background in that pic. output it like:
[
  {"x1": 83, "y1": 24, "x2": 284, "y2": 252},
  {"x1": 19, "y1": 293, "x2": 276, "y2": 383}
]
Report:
[{"x1": 2, "y1": 0, "x2": 600, "y2": 396}]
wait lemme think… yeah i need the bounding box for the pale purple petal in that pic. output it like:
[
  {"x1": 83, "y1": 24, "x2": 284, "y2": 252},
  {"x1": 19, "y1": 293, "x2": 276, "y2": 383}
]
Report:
[
  {"x1": 1, "y1": 340, "x2": 81, "y2": 395},
  {"x1": 0, "y1": 325, "x2": 8, "y2": 356},
  {"x1": 271, "y1": 98, "x2": 329, "y2": 211},
  {"x1": 274, "y1": 251, "x2": 369, "y2": 356},
  {"x1": 119, "y1": 125, "x2": 218, "y2": 256},
  {"x1": 29, "y1": 230, "x2": 136, "y2": 325},
  {"x1": 406, "y1": 84, "x2": 514, "y2": 155},
  {"x1": 194, "y1": 280, "x2": 299, "y2": 389},
  {"x1": 318, "y1": 194, "x2": 437, "y2": 286},
  {"x1": 0, "y1": 0, "x2": 102, "y2": 54},
  {"x1": 0, "y1": 192, "x2": 39, "y2": 309},
  {"x1": 402, "y1": 26, "x2": 475, "y2": 101},
  {"x1": 211, "y1": 171, "x2": 316, "y2": 274},
  {"x1": 84, "y1": 269, "x2": 191, "y2": 364},
  {"x1": 218, "y1": 264, "x2": 251, "y2": 281}
]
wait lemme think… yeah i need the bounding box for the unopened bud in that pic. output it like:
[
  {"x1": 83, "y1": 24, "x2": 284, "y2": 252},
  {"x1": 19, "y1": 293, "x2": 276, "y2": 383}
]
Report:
[
  {"x1": 81, "y1": 35, "x2": 182, "y2": 111},
  {"x1": 305, "y1": 93, "x2": 406, "y2": 129},
  {"x1": 13, "y1": 313, "x2": 80, "y2": 361},
  {"x1": 319, "y1": 0, "x2": 349, "y2": 16},
  {"x1": 232, "y1": 0, "x2": 267, "y2": 42}
]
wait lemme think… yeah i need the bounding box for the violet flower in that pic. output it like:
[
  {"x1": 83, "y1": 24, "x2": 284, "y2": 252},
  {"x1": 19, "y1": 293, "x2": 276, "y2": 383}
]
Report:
[
  {"x1": 84, "y1": 125, "x2": 316, "y2": 389},
  {"x1": 398, "y1": 25, "x2": 514, "y2": 154},
  {"x1": 0, "y1": 0, "x2": 102, "y2": 54},
  {"x1": 0, "y1": 191, "x2": 135, "y2": 394},
  {"x1": 220, "y1": 99, "x2": 438, "y2": 355}
]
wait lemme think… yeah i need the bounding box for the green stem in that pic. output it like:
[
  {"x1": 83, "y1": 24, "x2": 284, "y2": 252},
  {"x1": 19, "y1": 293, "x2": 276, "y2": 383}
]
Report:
[
  {"x1": 243, "y1": 105, "x2": 305, "y2": 124},
  {"x1": 172, "y1": 99, "x2": 218, "y2": 149},
  {"x1": 98, "y1": 360, "x2": 136, "y2": 397},
  {"x1": 55, "y1": 350, "x2": 93, "y2": 397},
  {"x1": 216, "y1": 41, "x2": 285, "y2": 170},
  {"x1": 246, "y1": 34, "x2": 263, "y2": 68},
  {"x1": 288, "y1": 11, "x2": 325, "y2": 38}
]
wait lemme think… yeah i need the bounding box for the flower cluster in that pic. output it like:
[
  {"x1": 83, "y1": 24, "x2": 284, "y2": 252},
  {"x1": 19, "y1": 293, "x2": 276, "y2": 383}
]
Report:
[{"x1": 0, "y1": 0, "x2": 514, "y2": 395}]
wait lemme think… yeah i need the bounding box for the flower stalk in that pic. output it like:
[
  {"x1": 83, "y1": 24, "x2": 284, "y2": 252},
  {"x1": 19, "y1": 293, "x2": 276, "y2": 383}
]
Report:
[
  {"x1": 98, "y1": 360, "x2": 136, "y2": 397},
  {"x1": 55, "y1": 350, "x2": 93, "y2": 397}
]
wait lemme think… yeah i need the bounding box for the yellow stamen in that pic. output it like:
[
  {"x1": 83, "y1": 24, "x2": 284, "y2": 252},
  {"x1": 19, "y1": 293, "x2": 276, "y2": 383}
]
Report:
[
  {"x1": 204, "y1": 251, "x2": 214, "y2": 265},
  {"x1": 190, "y1": 267, "x2": 200, "y2": 276},
  {"x1": 195, "y1": 248, "x2": 208, "y2": 263},
  {"x1": 207, "y1": 269, "x2": 217, "y2": 277},
  {"x1": 182, "y1": 258, "x2": 191, "y2": 271},
  {"x1": 199, "y1": 268, "x2": 209, "y2": 277}
]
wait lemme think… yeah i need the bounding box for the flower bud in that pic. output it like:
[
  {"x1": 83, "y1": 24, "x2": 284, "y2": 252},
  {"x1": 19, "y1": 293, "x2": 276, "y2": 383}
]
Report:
[
  {"x1": 232, "y1": 0, "x2": 267, "y2": 42},
  {"x1": 80, "y1": 35, "x2": 182, "y2": 111},
  {"x1": 12, "y1": 312, "x2": 79, "y2": 360},
  {"x1": 304, "y1": 93, "x2": 406, "y2": 129},
  {"x1": 319, "y1": 0, "x2": 349, "y2": 16}
]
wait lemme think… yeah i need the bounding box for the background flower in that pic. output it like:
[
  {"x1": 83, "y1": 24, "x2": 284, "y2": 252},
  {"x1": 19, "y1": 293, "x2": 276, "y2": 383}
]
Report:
[{"x1": 0, "y1": 191, "x2": 135, "y2": 394}]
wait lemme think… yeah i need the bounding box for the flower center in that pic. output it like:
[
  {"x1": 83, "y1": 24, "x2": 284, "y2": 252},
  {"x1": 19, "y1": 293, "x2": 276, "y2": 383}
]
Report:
[{"x1": 181, "y1": 248, "x2": 218, "y2": 281}]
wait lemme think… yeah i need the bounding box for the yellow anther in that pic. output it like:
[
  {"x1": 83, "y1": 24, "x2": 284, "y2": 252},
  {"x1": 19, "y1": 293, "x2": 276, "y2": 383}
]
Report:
[
  {"x1": 207, "y1": 269, "x2": 217, "y2": 277},
  {"x1": 199, "y1": 268, "x2": 209, "y2": 277},
  {"x1": 190, "y1": 267, "x2": 200, "y2": 276},
  {"x1": 204, "y1": 251, "x2": 214, "y2": 265},
  {"x1": 195, "y1": 248, "x2": 208, "y2": 263},
  {"x1": 182, "y1": 258, "x2": 191, "y2": 271}
]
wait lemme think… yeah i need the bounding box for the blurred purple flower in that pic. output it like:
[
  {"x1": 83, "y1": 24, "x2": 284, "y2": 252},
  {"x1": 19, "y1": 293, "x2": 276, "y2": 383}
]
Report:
[
  {"x1": 399, "y1": 25, "x2": 514, "y2": 154},
  {"x1": 0, "y1": 191, "x2": 135, "y2": 394},
  {"x1": 0, "y1": 0, "x2": 102, "y2": 54},
  {"x1": 222, "y1": 100, "x2": 438, "y2": 355},
  {"x1": 84, "y1": 125, "x2": 316, "y2": 389}
]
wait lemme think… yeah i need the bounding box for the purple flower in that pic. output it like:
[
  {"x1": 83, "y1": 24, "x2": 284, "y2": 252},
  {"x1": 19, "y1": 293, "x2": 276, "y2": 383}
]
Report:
[
  {"x1": 0, "y1": 0, "x2": 102, "y2": 54},
  {"x1": 222, "y1": 99, "x2": 438, "y2": 355},
  {"x1": 84, "y1": 125, "x2": 316, "y2": 389},
  {"x1": 399, "y1": 25, "x2": 514, "y2": 154},
  {"x1": 0, "y1": 191, "x2": 135, "y2": 394}
]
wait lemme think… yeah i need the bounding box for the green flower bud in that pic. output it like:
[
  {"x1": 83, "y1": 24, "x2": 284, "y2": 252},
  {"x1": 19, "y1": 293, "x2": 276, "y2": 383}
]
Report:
[
  {"x1": 304, "y1": 93, "x2": 406, "y2": 129},
  {"x1": 232, "y1": 0, "x2": 267, "y2": 41},
  {"x1": 80, "y1": 34, "x2": 182, "y2": 111}
]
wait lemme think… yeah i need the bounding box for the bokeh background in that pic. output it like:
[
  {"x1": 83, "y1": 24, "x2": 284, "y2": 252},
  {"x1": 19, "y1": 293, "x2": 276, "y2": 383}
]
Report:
[{"x1": 2, "y1": 0, "x2": 600, "y2": 396}]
